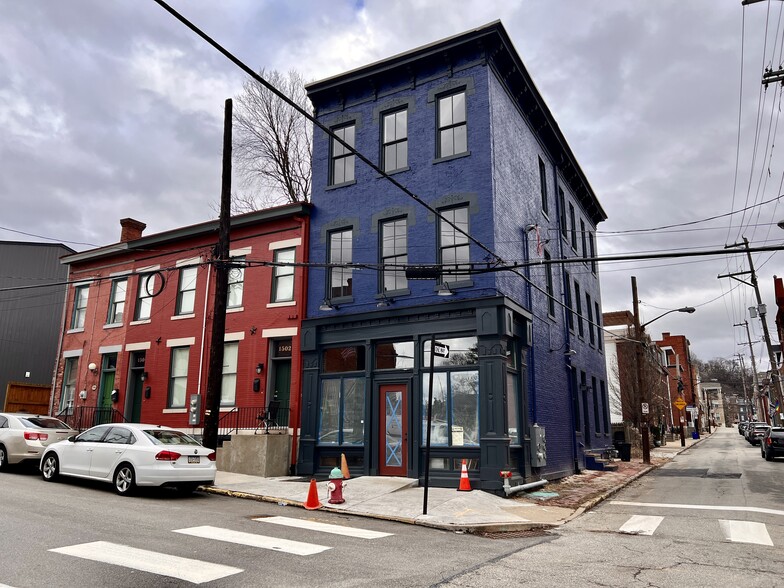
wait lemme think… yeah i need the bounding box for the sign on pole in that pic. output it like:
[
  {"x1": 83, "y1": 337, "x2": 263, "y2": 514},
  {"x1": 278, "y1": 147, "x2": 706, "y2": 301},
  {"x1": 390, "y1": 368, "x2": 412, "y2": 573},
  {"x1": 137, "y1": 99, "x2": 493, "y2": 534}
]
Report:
[
  {"x1": 674, "y1": 398, "x2": 687, "y2": 410},
  {"x1": 433, "y1": 343, "x2": 450, "y2": 358},
  {"x1": 641, "y1": 402, "x2": 649, "y2": 415}
]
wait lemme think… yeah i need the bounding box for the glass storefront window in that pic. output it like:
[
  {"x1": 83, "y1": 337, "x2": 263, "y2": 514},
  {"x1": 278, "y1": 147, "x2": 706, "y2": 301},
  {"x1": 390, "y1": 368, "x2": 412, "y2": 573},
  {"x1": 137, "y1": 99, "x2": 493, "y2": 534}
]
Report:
[
  {"x1": 422, "y1": 371, "x2": 479, "y2": 447},
  {"x1": 423, "y1": 336, "x2": 478, "y2": 367},
  {"x1": 323, "y1": 346, "x2": 366, "y2": 373},
  {"x1": 318, "y1": 377, "x2": 365, "y2": 446},
  {"x1": 375, "y1": 341, "x2": 414, "y2": 370}
]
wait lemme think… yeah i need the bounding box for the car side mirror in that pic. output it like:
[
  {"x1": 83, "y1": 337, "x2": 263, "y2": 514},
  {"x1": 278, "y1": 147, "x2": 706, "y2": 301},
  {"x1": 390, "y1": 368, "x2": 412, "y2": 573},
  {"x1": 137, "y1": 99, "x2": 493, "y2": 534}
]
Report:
[{"x1": 68, "y1": 435, "x2": 77, "y2": 442}]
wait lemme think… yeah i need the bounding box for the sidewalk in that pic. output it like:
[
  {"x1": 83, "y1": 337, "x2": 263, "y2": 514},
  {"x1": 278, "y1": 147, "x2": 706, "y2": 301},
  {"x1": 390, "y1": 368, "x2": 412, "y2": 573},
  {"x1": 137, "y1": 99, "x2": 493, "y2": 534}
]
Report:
[{"x1": 204, "y1": 432, "x2": 709, "y2": 533}]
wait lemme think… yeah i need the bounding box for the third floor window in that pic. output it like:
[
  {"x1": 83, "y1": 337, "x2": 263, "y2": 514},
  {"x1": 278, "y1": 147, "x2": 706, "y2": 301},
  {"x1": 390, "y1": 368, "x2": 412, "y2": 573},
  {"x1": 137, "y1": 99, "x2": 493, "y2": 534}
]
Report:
[
  {"x1": 227, "y1": 256, "x2": 245, "y2": 309},
  {"x1": 272, "y1": 248, "x2": 295, "y2": 302},
  {"x1": 134, "y1": 273, "x2": 156, "y2": 321},
  {"x1": 382, "y1": 109, "x2": 408, "y2": 172},
  {"x1": 107, "y1": 279, "x2": 127, "y2": 324},
  {"x1": 437, "y1": 91, "x2": 467, "y2": 158},
  {"x1": 71, "y1": 285, "x2": 88, "y2": 329},
  {"x1": 176, "y1": 266, "x2": 197, "y2": 316},
  {"x1": 331, "y1": 123, "x2": 355, "y2": 185}
]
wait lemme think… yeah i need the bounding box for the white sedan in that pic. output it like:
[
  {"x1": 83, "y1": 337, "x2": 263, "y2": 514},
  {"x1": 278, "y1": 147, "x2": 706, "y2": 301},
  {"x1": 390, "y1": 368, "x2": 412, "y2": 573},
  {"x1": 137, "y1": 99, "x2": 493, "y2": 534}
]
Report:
[{"x1": 40, "y1": 423, "x2": 216, "y2": 496}]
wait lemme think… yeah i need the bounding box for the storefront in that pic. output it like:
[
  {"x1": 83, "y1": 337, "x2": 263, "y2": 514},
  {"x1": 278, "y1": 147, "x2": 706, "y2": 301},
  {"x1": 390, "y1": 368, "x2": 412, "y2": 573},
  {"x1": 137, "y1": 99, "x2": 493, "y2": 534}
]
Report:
[{"x1": 297, "y1": 296, "x2": 532, "y2": 493}]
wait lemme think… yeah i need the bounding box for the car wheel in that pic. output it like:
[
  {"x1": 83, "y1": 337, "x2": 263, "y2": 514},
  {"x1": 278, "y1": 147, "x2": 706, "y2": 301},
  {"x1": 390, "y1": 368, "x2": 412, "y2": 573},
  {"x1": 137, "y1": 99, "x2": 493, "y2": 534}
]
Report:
[
  {"x1": 0, "y1": 445, "x2": 8, "y2": 471},
  {"x1": 176, "y1": 483, "x2": 200, "y2": 495},
  {"x1": 41, "y1": 453, "x2": 59, "y2": 482},
  {"x1": 765, "y1": 448, "x2": 774, "y2": 462},
  {"x1": 113, "y1": 463, "x2": 136, "y2": 496}
]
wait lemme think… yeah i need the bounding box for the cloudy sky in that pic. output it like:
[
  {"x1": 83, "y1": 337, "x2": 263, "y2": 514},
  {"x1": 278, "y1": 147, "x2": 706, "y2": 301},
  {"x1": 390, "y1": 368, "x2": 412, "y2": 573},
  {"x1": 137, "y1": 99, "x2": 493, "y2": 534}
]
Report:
[{"x1": 3, "y1": 0, "x2": 784, "y2": 370}]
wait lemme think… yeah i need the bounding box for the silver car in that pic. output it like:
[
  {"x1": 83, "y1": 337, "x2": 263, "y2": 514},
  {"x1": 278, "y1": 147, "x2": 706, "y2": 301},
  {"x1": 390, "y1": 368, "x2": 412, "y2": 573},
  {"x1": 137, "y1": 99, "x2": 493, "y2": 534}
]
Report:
[{"x1": 0, "y1": 413, "x2": 77, "y2": 469}]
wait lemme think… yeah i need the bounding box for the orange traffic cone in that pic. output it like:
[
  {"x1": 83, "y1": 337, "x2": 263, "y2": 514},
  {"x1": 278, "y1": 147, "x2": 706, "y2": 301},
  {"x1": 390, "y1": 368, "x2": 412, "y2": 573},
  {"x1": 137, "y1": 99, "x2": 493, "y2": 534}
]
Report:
[
  {"x1": 304, "y1": 478, "x2": 322, "y2": 510},
  {"x1": 340, "y1": 453, "x2": 351, "y2": 480},
  {"x1": 457, "y1": 459, "x2": 472, "y2": 492}
]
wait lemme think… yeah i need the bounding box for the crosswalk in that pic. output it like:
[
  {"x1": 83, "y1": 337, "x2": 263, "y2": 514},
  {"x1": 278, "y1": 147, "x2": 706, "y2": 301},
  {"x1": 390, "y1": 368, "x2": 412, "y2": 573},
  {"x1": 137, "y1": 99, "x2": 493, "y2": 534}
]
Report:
[
  {"x1": 46, "y1": 516, "x2": 395, "y2": 584},
  {"x1": 612, "y1": 514, "x2": 778, "y2": 546}
]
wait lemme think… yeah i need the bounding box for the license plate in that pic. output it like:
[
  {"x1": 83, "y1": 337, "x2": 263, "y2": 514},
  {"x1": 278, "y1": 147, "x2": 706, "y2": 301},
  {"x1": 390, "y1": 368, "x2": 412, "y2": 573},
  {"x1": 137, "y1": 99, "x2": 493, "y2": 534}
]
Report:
[{"x1": 188, "y1": 456, "x2": 200, "y2": 464}]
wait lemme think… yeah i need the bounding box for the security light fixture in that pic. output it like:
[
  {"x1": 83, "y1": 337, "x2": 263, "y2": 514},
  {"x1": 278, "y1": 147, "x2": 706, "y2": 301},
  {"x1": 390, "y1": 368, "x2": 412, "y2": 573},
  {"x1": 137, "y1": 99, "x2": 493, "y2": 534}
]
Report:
[
  {"x1": 437, "y1": 284, "x2": 454, "y2": 297},
  {"x1": 256, "y1": 363, "x2": 264, "y2": 374},
  {"x1": 376, "y1": 294, "x2": 393, "y2": 308},
  {"x1": 319, "y1": 300, "x2": 336, "y2": 311}
]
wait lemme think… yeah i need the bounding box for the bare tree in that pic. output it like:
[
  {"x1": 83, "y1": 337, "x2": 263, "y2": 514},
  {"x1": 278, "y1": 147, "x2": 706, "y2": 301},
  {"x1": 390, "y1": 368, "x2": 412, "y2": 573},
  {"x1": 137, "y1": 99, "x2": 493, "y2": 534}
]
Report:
[{"x1": 232, "y1": 69, "x2": 312, "y2": 210}]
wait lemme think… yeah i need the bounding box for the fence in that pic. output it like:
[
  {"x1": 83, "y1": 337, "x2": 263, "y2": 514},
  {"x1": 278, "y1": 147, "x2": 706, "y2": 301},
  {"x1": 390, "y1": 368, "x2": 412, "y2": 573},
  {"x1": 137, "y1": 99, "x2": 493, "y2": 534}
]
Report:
[
  {"x1": 217, "y1": 402, "x2": 291, "y2": 437},
  {"x1": 56, "y1": 406, "x2": 128, "y2": 432}
]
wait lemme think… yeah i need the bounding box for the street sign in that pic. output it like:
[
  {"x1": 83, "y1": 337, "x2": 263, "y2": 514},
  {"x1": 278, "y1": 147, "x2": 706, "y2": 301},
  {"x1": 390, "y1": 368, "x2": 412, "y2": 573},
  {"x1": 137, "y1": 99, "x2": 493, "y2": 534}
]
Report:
[
  {"x1": 433, "y1": 342, "x2": 450, "y2": 358},
  {"x1": 641, "y1": 402, "x2": 649, "y2": 414},
  {"x1": 674, "y1": 398, "x2": 687, "y2": 410}
]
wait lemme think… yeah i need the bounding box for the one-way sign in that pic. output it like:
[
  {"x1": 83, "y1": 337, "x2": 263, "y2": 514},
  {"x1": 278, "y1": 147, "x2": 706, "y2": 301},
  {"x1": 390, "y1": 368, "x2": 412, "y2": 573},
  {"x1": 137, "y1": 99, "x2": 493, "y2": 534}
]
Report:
[{"x1": 433, "y1": 342, "x2": 450, "y2": 358}]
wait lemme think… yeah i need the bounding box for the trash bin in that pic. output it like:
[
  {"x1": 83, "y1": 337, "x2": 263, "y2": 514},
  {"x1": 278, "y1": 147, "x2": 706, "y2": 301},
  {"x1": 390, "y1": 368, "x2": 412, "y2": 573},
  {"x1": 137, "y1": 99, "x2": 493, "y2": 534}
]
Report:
[
  {"x1": 616, "y1": 442, "x2": 631, "y2": 462},
  {"x1": 691, "y1": 431, "x2": 699, "y2": 440}
]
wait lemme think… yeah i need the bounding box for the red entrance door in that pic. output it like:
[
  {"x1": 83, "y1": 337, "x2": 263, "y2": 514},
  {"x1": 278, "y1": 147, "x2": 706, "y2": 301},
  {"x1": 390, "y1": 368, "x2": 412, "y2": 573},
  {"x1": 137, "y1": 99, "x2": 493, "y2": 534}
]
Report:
[{"x1": 379, "y1": 384, "x2": 407, "y2": 476}]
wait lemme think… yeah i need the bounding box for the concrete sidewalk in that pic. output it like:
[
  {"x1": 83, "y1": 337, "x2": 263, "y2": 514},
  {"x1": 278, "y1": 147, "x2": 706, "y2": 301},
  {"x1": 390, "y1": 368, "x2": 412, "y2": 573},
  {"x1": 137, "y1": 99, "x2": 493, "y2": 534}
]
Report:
[{"x1": 204, "y1": 432, "x2": 709, "y2": 533}]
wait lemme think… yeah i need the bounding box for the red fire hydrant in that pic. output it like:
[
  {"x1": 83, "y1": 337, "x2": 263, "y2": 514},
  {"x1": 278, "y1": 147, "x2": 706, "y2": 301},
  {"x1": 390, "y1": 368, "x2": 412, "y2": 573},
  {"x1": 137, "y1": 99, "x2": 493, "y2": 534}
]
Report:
[{"x1": 327, "y1": 467, "x2": 345, "y2": 504}]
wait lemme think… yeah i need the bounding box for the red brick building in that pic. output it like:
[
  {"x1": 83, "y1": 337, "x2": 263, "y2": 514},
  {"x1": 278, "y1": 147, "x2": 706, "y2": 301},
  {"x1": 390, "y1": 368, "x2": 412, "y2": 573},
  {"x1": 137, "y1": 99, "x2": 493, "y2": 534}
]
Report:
[
  {"x1": 52, "y1": 204, "x2": 310, "y2": 470},
  {"x1": 655, "y1": 332, "x2": 697, "y2": 429}
]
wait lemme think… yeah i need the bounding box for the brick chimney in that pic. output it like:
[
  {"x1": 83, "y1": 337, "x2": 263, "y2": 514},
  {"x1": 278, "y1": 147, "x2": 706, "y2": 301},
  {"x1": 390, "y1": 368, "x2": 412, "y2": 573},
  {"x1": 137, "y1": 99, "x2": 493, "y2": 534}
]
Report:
[{"x1": 120, "y1": 218, "x2": 146, "y2": 242}]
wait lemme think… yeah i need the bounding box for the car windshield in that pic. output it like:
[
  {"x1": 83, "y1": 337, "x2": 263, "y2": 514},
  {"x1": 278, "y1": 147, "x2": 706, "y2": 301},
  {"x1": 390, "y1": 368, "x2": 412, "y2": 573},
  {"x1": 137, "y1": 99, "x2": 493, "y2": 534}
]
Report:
[
  {"x1": 142, "y1": 429, "x2": 200, "y2": 446},
  {"x1": 18, "y1": 417, "x2": 71, "y2": 429}
]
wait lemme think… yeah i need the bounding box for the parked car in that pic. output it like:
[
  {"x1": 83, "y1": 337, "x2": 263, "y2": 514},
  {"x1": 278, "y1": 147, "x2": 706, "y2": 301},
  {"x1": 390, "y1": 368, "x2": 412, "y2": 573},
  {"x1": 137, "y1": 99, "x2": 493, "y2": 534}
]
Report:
[
  {"x1": 738, "y1": 421, "x2": 750, "y2": 436},
  {"x1": 761, "y1": 427, "x2": 784, "y2": 461},
  {"x1": 0, "y1": 413, "x2": 77, "y2": 470},
  {"x1": 40, "y1": 423, "x2": 216, "y2": 495},
  {"x1": 746, "y1": 422, "x2": 770, "y2": 445}
]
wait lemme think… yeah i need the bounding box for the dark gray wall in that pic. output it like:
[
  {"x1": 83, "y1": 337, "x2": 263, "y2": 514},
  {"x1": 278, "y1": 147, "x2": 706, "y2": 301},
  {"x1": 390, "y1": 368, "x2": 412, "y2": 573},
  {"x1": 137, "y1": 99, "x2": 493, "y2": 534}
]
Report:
[{"x1": 0, "y1": 242, "x2": 73, "y2": 409}]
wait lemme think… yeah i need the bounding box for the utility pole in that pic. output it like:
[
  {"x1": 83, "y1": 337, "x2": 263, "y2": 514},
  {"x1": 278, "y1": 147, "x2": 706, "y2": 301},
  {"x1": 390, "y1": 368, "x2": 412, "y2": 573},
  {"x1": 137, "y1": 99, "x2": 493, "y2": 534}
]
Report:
[
  {"x1": 722, "y1": 237, "x2": 784, "y2": 425},
  {"x1": 734, "y1": 353, "x2": 750, "y2": 419},
  {"x1": 735, "y1": 321, "x2": 762, "y2": 421},
  {"x1": 202, "y1": 98, "x2": 233, "y2": 450},
  {"x1": 632, "y1": 276, "x2": 651, "y2": 465}
]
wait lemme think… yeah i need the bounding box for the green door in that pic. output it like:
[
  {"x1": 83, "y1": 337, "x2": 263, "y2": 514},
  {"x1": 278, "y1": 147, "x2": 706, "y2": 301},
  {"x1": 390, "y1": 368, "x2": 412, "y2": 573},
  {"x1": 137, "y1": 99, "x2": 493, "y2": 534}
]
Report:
[{"x1": 97, "y1": 354, "x2": 117, "y2": 424}]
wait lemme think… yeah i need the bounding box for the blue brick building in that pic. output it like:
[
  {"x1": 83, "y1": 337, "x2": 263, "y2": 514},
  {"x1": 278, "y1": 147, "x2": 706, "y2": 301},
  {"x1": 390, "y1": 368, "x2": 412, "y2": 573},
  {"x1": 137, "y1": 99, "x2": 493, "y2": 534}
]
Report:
[{"x1": 297, "y1": 21, "x2": 609, "y2": 493}]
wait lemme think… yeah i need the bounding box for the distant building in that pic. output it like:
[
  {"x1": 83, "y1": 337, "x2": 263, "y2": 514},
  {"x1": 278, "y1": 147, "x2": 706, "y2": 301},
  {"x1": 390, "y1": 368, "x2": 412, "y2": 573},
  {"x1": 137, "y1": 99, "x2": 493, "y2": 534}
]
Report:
[
  {"x1": 655, "y1": 332, "x2": 698, "y2": 431},
  {"x1": 298, "y1": 21, "x2": 609, "y2": 493},
  {"x1": 52, "y1": 207, "x2": 310, "y2": 472},
  {"x1": 700, "y1": 381, "x2": 724, "y2": 427},
  {"x1": 0, "y1": 241, "x2": 74, "y2": 410}
]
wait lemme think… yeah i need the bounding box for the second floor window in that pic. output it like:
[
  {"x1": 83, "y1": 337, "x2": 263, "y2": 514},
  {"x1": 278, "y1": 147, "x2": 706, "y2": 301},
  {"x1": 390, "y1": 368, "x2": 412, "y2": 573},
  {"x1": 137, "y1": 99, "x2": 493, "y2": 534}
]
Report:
[
  {"x1": 272, "y1": 248, "x2": 295, "y2": 302},
  {"x1": 544, "y1": 250, "x2": 555, "y2": 316},
  {"x1": 439, "y1": 206, "x2": 469, "y2": 283},
  {"x1": 176, "y1": 266, "x2": 197, "y2": 315},
  {"x1": 382, "y1": 109, "x2": 408, "y2": 172},
  {"x1": 437, "y1": 91, "x2": 467, "y2": 158},
  {"x1": 381, "y1": 218, "x2": 407, "y2": 292},
  {"x1": 331, "y1": 123, "x2": 355, "y2": 185},
  {"x1": 59, "y1": 357, "x2": 78, "y2": 412},
  {"x1": 71, "y1": 285, "x2": 88, "y2": 329},
  {"x1": 134, "y1": 274, "x2": 155, "y2": 321},
  {"x1": 329, "y1": 229, "x2": 353, "y2": 299},
  {"x1": 107, "y1": 279, "x2": 127, "y2": 324},
  {"x1": 227, "y1": 256, "x2": 245, "y2": 309},
  {"x1": 168, "y1": 346, "x2": 189, "y2": 408}
]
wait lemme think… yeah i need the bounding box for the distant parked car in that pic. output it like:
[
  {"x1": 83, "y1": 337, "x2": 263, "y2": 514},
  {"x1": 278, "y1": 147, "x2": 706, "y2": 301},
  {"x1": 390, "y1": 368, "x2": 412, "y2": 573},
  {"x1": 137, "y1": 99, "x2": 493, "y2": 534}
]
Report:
[
  {"x1": 0, "y1": 413, "x2": 77, "y2": 470},
  {"x1": 40, "y1": 423, "x2": 216, "y2": 496},
  {"x1": 746, "y1": 423, "x2": 770, "y2": 446},
  {"x1": 761, "y1": 427, "x2": 784, "y2": 461},
  {"x1": 738, "y1": 421, "x2": 750, "y2": 436}
]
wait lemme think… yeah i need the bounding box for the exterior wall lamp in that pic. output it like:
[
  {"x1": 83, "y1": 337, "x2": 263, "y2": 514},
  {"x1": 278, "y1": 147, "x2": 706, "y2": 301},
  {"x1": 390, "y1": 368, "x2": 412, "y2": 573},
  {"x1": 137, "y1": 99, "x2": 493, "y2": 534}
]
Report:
[
  {"x1": 140, "y1": 371, "x2": 148, "y2": 382},
  {"x1": 319, "y1": 300, "x2": 337, "y2": 311},
  {"x1": 256, "y1": 363, "x2": 264, "y2": 374},
  {"x1": 437, "y1": 284, "x2": 454, "y2": 296},
  {"x1": 88, "y1": 362, "x2": 98, "y2": 374}
]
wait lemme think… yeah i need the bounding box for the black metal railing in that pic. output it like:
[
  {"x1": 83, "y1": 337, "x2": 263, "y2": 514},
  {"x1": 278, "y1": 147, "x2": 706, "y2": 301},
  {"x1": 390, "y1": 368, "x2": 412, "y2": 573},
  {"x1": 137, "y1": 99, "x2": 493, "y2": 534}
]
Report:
[
  {"x1": 56, "y1": 406, "x2": 129, "y2": 432},
  {"x1": 217, "y1": 403, "x2": 291, "y2": 437}
]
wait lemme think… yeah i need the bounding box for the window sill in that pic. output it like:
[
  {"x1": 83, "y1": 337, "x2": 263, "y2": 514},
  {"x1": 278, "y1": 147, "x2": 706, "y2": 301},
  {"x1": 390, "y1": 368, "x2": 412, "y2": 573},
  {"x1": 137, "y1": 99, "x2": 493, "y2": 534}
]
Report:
[
  {"x1": 171, "y1": 314, "x2": 196, "y2": 321},
  {"x1": 130, "y1": 319, "x2": 151, "y2": 326},
  {"x1": 267, "y1": 300, "x2": 296, "y2": 308},
  {"x1": 103, "y1": 323, "x2": 123, "y2": 330},
  {"x1": 433, "y1": 151, "x2": 470, "y2": 165},
  {"x1": 326, "y1": 179, "x2": 357, "y2": 191},
  {"x1": 376, "y1": 288, "x2": 410, "y2": 299},
  {"x1": 376, "y1": 166, "x2": 410, "y2": 177},
  {"x1": 226, "y1": 306, "x2": 244, "y2": 314},
  {"x1": 67, "y1": 328, "x2": 84, "y2": 334},
  {"x1": 163, "y1": 408, "x2": 187, "y2": 413}
]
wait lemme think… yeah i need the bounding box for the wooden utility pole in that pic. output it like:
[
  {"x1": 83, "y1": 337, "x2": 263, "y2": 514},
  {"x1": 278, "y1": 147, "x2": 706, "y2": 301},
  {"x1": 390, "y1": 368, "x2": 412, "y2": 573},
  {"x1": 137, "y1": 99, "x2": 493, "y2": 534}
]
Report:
[
  {"x1": 632, "y1": 276, "x2": 651, "y2": 465},
  {"x1": 202, "y1": 98, "x2": 232, "y2": 450}
]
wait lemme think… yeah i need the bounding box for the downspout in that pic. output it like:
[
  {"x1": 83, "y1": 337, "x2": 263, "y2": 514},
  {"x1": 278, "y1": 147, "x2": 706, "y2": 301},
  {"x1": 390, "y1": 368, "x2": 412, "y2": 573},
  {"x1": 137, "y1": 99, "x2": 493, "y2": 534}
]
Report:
[
  {"x1": 502, "y1": 476, "x2": 548, "y2": 497},
  {"x1": 291, "y1": 214, "x2": 309, "y2": 471},
  {"x1": 197, "y1": 258, "x2": 211, "y2": 399}
]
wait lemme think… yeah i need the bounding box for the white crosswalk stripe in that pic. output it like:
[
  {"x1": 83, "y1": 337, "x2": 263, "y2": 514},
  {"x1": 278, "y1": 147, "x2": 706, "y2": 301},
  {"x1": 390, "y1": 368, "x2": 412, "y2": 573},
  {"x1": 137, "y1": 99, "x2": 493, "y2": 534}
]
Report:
[
  {"x1": 253, "y1": 516, "x2": 393, "y2": 539},
  {"x1": 174, "y1": 525, "x2": 332, "y2": 555},
  {"x1": 49, "y1": 541, "x2": 242, "y2": 584},
  {"x1": 618, "y1": 515, "x2": 664, "y2": 536},
  {"x1": 719, "y1": 520, "x2": 774, "y2": 546}
]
